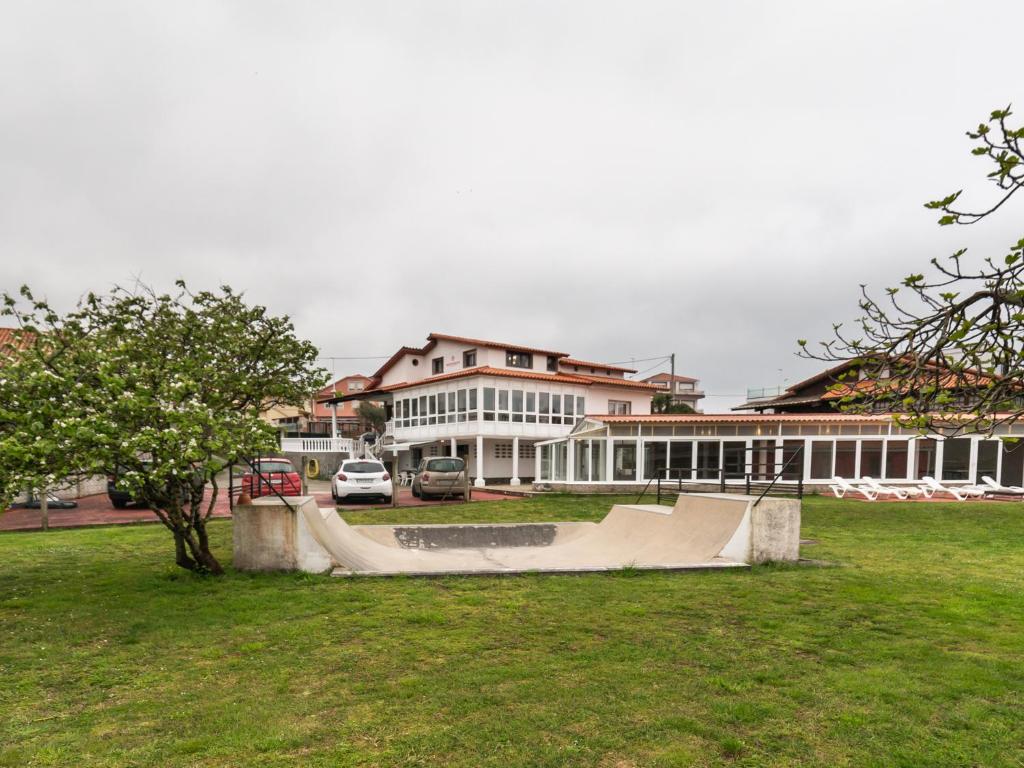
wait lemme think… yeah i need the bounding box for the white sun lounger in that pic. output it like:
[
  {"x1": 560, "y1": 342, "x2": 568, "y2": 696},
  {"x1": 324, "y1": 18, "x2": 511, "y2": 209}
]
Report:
[
  {"x1": 979, "y1": 476, "x2": 1024, "y2": 496},
  {"x1": 919, "y1": 476, "x2": 985, "y2": 502},
  {"x1": 861, "y1": 477, "x2": 922, "y2": 500},
  {"x1": 829, "y1": 476, "x2": 878, "y2": 501}
]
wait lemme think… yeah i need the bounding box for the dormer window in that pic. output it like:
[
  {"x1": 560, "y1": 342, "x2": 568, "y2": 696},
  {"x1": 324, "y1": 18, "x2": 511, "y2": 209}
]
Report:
[
  {"x1": 431, "y1": 356, "x2": 444, "y2": 375},
  {"x1": 506, "y1": 351, "x2": 533, "y2": 369},
  {"x1": 463, "y1": 349, "x2": 477, "y2": 368},
  {"x1": 546, "y1": 355, "x2": 558, "y2": 372}
]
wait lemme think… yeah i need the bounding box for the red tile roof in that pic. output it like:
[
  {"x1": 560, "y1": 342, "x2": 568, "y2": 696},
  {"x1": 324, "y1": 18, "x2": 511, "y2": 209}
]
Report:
[
  {"x1": 587, "y1": 412, "x2": 895, "y2": 424},
  {"x1": 427, "y1": 333, "x2": 568, "y2": 358},
  {"x1": 0, "y1": 327, "x2": 37, "y2": 362},
  {"x1": 560, "y1": 358, "x2": 638, "y2": 374},
  {"x1": 323, "y1": 366, "x2": 662, "y2": 401}
]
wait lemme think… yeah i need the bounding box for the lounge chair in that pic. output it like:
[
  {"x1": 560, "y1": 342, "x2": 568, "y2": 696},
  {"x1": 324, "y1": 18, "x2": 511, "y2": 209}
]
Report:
[
  {"x1": 861, "y1": 477, "x2": 922, "y2": 500},
  {"x1": 919, "y1": 476, "x2": 985, "y2": 502},
  {"x1": 829, "y1": 476, "x2": 878, "y2": 501},
  {"x1": 979, "y1": 476, "x2": 1024, "y2": 497}
]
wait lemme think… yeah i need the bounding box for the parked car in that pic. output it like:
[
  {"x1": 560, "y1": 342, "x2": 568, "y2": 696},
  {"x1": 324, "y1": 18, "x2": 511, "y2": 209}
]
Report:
[
  {"x1": 107, "y1": 464, "x2": 205, "y2": 509},
  {"x1": 411, "y1": 457, "x2": 467, "y2": 500},
  {"x1": 238, "y1": 458, "x2": 302, "y2": 499},
  {"x1": 332, "y1": 460, "x2": 392, "y2": 502}
]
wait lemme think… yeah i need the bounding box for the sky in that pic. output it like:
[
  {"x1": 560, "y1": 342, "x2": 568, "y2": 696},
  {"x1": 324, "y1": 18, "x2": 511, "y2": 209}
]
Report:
[{"x1": 2, "y1": 1, "x2": 1022, "y2": 411}]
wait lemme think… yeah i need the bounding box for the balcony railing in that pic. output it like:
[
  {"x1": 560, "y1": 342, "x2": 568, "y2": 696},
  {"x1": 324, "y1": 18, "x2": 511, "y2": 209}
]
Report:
[
  {"x1": 280, "y1": 437, "x2": 355, "y2": 454},
  {"x1": 746, "y1": 386, "x2": 784, "y2": 401}
]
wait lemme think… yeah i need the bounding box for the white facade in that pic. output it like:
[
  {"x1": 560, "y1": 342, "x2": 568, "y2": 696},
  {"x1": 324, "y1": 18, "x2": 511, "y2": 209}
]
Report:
[
  {"x1": 354, "y1": 334, "x2": 659, "y2": 485},
  {"x1": 536, "y1": 414, "x2": 1024, "y2": 490}
]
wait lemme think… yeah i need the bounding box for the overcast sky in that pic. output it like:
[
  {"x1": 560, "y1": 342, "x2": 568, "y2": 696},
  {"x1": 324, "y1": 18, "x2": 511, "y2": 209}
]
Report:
[{"x1": 2, "y1": 1, "x2": 1022, "y2": 410}]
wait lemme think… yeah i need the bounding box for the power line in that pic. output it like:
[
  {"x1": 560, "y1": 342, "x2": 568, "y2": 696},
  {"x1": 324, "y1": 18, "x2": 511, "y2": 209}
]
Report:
[{"x1": 607, "y1": 354, "x2": 672, "y2": 366}]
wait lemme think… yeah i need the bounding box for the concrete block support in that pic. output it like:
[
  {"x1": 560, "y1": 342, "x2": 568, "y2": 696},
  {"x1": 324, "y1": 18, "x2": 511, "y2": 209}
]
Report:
[
  {"x1": 233, "y1": 496, "x2": 332, "y2": 573},
  {"x1": 748, "y1": 497, "x2": 801, "y2": 563}
]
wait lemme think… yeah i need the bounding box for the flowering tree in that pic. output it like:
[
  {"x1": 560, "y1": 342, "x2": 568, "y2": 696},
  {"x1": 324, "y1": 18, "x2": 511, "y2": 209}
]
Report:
[
  {"x1": 801, "y1": 105, "x2": 1024, "y2": 433},
  {"x1": 0, "y1": 282, "x2": 326, "y2": 573}
]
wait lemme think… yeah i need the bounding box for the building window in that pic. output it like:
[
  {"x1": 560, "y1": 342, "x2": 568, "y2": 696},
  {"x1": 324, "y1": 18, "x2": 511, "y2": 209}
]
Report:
[
  {"x1": 547, "y1": 355, "x2": 558, "y2": 372},
  {"x1": 506, "y1": 351, "x2": 533, "y2": 369},
  {"x1": 494, "y1": 443, "x2": 513, "y2": 459},
  {"x1": 612, "y1": 441, "x2": 637, "y2": 481},
  {"x1": 915, "y1": 438, "x2": 937, "y2": 480},
  {"x1": 860, "y1": 440, "x2": 883, "y2": 478},
  {"x1": 483, "y1": 387, "x2": 495, "y2": 421},
  {"x1": 519, "y1": 442, "x2": 536, "y2": 460},
  {"x1": 463, "y1": 349, "x2": 477, "y2": 368},
  {"x1": 644, "y1": 441, "x2": 668, "y2": 480},
  {"x1": 432, "y1": 357, "x2": 444, "y2": 375},
  {"x1": 348, "y1": 381, "x2": 364, "y2": 391},
  {"x1": 539, "y1": 392, "x2": 550, "y2": 423},
  {"x1": 810, "y1": 441, "x2": 834, "y2": 480},
  {"x1": 835, "y1": 441, "x2": 856, "y2": 478},
  {"x1": 608, "y1": 400, "x2": 631, "y2": 415},
  {"x1": 511, "y1": 390, "x2": 524, "y2": 422},
  {"x1": 942, "y1": 438, "x2": 971, "y2": 481},
  {"x1": 885, "y1": 441, "x2": 908, "y2": 479}
]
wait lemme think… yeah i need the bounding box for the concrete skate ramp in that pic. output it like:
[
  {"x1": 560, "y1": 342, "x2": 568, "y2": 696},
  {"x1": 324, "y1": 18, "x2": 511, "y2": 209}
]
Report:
[{"x1": 300, "y1": 493, "x2": 779, "y2": 576}]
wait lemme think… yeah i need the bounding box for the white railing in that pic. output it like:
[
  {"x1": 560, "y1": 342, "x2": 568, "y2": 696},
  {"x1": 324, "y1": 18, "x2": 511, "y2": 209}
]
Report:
[
  {"x1": 385, "y1": 421, "x2": 395, "y2": 436},
  {"x1": 280, "y1": 437, "x2": 356, "y2": 454}
]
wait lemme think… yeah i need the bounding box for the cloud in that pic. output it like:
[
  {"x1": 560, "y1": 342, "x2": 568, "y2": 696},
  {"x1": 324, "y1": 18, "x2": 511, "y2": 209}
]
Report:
[{"x1": 1, "y1": 0, "x2": 1022, "y2": 409}]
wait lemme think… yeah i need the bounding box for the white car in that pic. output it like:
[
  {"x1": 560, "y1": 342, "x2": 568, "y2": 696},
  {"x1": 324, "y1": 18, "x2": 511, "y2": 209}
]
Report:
[{"x1": 332, "y1": 460, "x2": 392, "y2": 502}]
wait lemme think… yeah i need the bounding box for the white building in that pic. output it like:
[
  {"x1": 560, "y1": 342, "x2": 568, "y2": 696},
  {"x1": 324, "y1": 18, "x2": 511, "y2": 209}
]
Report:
[{"x1": 323, "y1": 333, "x2": 660, "y2": 485}]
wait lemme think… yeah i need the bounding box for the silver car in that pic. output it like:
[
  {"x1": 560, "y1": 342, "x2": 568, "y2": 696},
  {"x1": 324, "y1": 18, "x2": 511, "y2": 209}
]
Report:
[{"x1": 412, "y1": 457, "x2": 467, "y2": 500}]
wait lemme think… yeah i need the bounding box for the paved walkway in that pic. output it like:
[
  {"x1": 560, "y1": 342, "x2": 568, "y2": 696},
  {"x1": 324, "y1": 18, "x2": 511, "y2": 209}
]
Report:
[{"x1": 1, "y1": 487, "x2": 513, "y2": 533}]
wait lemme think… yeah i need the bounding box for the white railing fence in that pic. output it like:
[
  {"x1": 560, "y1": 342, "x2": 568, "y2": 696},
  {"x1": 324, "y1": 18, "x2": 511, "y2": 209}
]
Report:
[{"x1": 279, "y1": 437, "x2": 356, "y2": 454}]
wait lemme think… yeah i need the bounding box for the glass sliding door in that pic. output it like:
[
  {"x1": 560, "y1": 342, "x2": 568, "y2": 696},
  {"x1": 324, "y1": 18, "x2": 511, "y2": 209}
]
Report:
[
  {"x1": 643, "y1": 441, "x2": 668, "y2": 480},
  {"x1": 809, "y1": 441, "x2": 834, "y2": 480},
  {"x1": 885, "y1": 441, "x2": 908, "y2": 479},
  {"x1": 696, "y1": 441, "x2": 720, "y2": 480},
  {"x1": 591, "y1": 440, "x2": 607, "y2": 481},
  {"x1": 781, "y1": 440, "x2": 803, "y2": 481},
  {"x1": 613, "y1": 441, "x2": 637, "y2": 481},
  {"x1": 751, "y1": 439, "x2": 776, "y2": 480},
  {"x1": 941, "y1": 438, "x2": 971, "y2": 481},
  {"x1": 722, "y1": 441, "x2": 746, "y2": 480},
  {"x1": 860, "y1": 440, "x2": 883, "y2": 478},
  {"x1": 915, "y1": 438, "x2": 937, "y2": 480},
  {"x1": 976, "y1": 440, "x2": 998, "y2": 484},
  {"x1": 834, "y1": 442, "x2": 856, "y2": 478},
  {"x1": 574, "y1": 440, "x2": 590, "y2": 482},
  {"x1": 669, "y1": 441, "x2": 693, "y2": 480}
]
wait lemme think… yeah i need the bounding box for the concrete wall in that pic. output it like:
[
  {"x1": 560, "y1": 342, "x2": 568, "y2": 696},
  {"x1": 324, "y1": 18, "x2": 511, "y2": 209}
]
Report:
[
  {"x1": 279, "y1": 451, "x2": 349, "y2": 480},
  {"x1": 748, "y1": 497, "x2": 801, "y2": 563},
  {"x1": 232, "y1": 496, "x2": 332, "y2": 573}
]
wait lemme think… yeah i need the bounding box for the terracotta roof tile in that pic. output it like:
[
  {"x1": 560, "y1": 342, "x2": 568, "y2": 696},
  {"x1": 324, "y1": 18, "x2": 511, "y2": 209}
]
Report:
[
  {"x1": 427, "y1": 333, "x2": 568, "y2": 357},
  {"x1": 560, "y1": 358, "x2": 638, "y2": 373},
  {"x1": 587, "y1": 413, "x2": 895, "y2": 424}
]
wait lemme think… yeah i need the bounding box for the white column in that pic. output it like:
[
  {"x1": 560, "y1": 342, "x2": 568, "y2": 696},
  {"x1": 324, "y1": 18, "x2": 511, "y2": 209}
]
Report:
[
  {"x1": 566, "y1": 438, "x2": 575, "y2": 483},
  {"x1": 475, "y1": 434, "x2": 485, "y2": 487},
  {"x1": 511, "y1": 436, "x2": 521, "y2": 486},
  {"x1": 968, "y1": 438, "x2": 979, "y2": 484},
  {"x1": 450, "y1": 438, "x2": 457, "y2": 457},
  {"x1": 330, "y1": 403, "x2": 338, "y2": 439},
  {"x1": 534, "y1": 445, "x2": 541, "y2": 482}
]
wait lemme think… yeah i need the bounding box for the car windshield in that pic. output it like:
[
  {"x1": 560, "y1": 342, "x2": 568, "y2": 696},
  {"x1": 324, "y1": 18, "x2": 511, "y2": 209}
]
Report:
[
  {"x1": 344, "y1": 462, "x2": 385, "y2": 474},
  {"x1": 426, "y1": 458, "x2": 464, "y2": 472},
  {"x1": 255, "y1": 462, "x2": 295, "y2": 473}
]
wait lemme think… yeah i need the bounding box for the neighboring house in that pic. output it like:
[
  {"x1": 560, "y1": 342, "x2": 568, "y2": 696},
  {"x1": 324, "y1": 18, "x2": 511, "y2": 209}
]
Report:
[
  {"x1": 266, "y1": 375, "x2": 376, "y2": 438},
  {"x1": 641, "y1": 372, "x2": 704, "y2": 411},
  {"x1": 321, "y1": 333, "x2": 661, "y2": 485},
  {"x1": 0, "y1": 327, "x2": 37, "y2": 363},
  {"x1": 734, "y1": 359, "x2": 1003, "y2": 414}
]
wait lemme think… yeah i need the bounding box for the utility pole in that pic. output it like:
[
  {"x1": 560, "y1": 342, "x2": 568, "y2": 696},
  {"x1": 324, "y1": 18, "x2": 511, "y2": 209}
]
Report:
[{"x1": 670, "y1": 353, "x2": 676, "y2": 403}]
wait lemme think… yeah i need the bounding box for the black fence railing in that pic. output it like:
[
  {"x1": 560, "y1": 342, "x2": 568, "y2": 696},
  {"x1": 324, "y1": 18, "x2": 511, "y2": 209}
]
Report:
[{"x1": 634, "y1": 445, "x2": 805, "y2": 506}]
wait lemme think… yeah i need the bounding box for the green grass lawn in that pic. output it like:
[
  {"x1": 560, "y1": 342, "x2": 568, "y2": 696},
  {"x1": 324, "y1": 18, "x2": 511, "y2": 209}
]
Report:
[{"x1": 1, "y1": 495, "x2": 1023, "y2": 767}]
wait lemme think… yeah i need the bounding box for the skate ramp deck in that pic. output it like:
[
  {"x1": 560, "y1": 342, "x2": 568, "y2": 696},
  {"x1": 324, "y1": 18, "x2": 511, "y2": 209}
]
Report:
[{"x1": 300, "y1": 493, "x2": 769, "y2": 576}]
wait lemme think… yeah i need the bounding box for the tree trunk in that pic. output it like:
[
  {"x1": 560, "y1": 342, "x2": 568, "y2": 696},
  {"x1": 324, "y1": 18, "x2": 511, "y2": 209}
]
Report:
[{"x1": 39, "y1": 486, "x2": 49, "y2": 532}]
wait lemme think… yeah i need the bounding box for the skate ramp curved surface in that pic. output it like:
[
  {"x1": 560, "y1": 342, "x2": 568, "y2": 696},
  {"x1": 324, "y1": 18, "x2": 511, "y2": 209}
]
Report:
[{"x1": 302, "y1": 492, "x2": 764, "y2": 576}]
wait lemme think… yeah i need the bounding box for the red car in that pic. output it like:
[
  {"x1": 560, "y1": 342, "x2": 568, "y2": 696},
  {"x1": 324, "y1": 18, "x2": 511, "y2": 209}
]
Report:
[{"x1": 239, "y1": 458, "x2": 302, "y2": 499}]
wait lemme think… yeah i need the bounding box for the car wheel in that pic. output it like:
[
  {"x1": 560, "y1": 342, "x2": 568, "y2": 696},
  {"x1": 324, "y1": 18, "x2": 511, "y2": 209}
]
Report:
[
  {"x1": 411, "y1": 485, "x2": 420, "y2": 498},
  {"x1": 111, "y1": 498, "x2": 128, "y2": 510}
]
